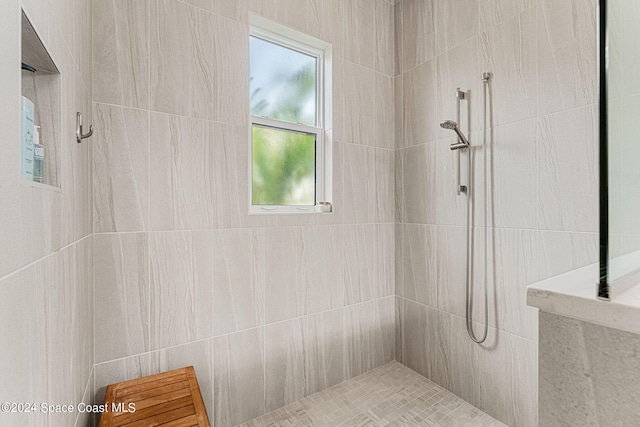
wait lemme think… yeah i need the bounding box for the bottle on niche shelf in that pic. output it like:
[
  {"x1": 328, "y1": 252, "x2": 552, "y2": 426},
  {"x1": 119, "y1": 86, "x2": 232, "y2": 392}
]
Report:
[{"x1": 33, "y1": 125, "x2": 44, "y2": 183}]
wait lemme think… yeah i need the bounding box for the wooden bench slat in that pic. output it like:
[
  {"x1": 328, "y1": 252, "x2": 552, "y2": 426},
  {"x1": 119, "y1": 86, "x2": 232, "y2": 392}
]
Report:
[
  {"x1": 116, "y1": 373, "x2": 188, "y2": 398},
  {"x1": 112, "y1": 395, "x2": 193, "y2": 426},
  {"x1": 99, "y1": 366, "x2": 210, "y2": 427},
  {"x1": 115, "y1": 380, "x2": 190, "y2": 404},
  {"x1": 120, "y1": 405, "x2": 195, "y2": 427},
  {"x1": 156, "y1": 414, "x2": 199, "y2": 427}
]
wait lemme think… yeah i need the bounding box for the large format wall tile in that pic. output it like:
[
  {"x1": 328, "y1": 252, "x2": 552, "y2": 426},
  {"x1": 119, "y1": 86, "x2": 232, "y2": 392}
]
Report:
[
  {"x1": 492, "y1": 228, "x2": 537, "y2": 341},
  {"x1": 344, "y1": 224, "x2": 376, "y2": 305},
  {"x1": 343, "y1": 143, "x2": 374, "y2": 223},
  {"x1": 212, "y1": 228, "x2": 264, "y2": 336},
  {"x1": 0, "y1": 262, "x2": 46, "y2": 426},
  {"x1": 342, "y1": 0, "x2": 375, "y2": 70},
  {"x1": 479, "y1": 0, "x2": 535, "y2": 31},
  {"x1": 214, "y1": 328, "x2": 265, "y2": 427},
  {"x1": 93, "y1": 0, "x2": 149, "y2": 108},
  {"x1": 537, "y1": 0, "x2": 597, "y2": 115},
  {"x1": 538, "y1": 105, "x2": 598, "y2": 232},
  {"x1": 150, "y1": 0, "x2": 213, "y2": 119},
  {"x1": 400, "y1": 223, "x2": 437, "y2": 307},
  {"x1": 479, "y1": 9, "x2": 537, "y2": 127},
  {"x1": 402, "y1": 299, "x2": 437, "y2": 379},
  {"x1": 93, "y1": 103, "x2": 149, "y2": 232},
  {"x1": 345, "y1": 299, "x2": 395, "y2": 379},
  {"x1": 620, "y1": 94, "x2": 640, "y2": 235},
  {"x1": 264, "y1": 227, "x2": 305, "y2": 323},
  {"x1": 212, "y1": 13, "x2": 248, "y2": 124},
  {"x1": 374, "y1": 0, "x2": 394, "y2": 76},
  {"x1": 474, "y1": 329, "x2": 538, "y2": 427},
  {"x1": 396, "y1": 143, "x2": 437, "y2": 224},
  {"x1": 434, "y1": 0, "x2": 480, "y2": 54},
  {"x1": 150, "y1": 113, "x2": 214, "y2": 230},
  {"x1": 488, "y1": 119, "x2": 537, "y2": 229},
  {"x1": 265, "y1": 318, "x2": 305, "y2": 412},
  {"x1": 149, "y1": 231, "x2": 213, "y2": 349},
  {"x1": 537, "y1": 231, "x2": 598, "y2": 281},
  {"x1": 303, "y1": 226, "x2": 345, "y2": 314},
  {"x1": 303, "y1": 308, "x2": 346, "y2": 395},
  {"x1": 435, "y1": 311, "x2": 475, "y2": 404},
  {"x1": 400, "y1": 0, "x2": 435, "y2": 73},
  {"x1": 403, "y1": 60, "x2": 438, "y2": 146},
  {"x1": 342, "y1": 62, "x2": 376, "y2": 147},
  {"x1": 94, "y1": 233, "x2": 149, "y2": 363}
]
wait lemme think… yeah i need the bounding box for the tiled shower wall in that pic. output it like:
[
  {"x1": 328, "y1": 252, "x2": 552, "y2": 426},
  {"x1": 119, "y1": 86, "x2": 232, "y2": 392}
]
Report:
[
  {"x1": 91, "y1": 0, "x2": 395, "y2": 425},
  {"x1": 394, "y1": 0, "x2": 597, "y2": 426},
  {"x1": 0, "y1": 0, "x2": 93, "y2": 425}
]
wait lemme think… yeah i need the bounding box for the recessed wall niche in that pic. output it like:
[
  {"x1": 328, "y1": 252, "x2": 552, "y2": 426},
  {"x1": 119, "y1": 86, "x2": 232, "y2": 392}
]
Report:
[{"x1": 21, "y1": 10, "x2": 61, "y2": 188}]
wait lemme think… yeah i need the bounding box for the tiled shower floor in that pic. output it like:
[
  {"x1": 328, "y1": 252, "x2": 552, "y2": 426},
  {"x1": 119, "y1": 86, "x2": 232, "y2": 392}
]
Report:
[{"x1": 239, "y1": 361, "x2": 506, "y2": 427}]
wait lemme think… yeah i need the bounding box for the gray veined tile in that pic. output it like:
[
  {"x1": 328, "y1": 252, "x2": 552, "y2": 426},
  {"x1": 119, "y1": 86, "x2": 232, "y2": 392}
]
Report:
[
  {"x1": 94, "y1": 233, "x2": 149, "y2": 363},
  {"x1": 479, "y1": 0, "x2": 536, "y2": 31},
  {"x1": 343, "y1": 143, "x2": 375, "y2": 224},
  {"x1": 92, "y1": 0, "x2": 149, "y2": 108},
  {"x1": 401, "y1": 224, "x2": 437, "y2": 308},
  {"x1": 344, "y1": 300, "x2": 391, "y2": 379},
  {"x1": 474, "y1": 329, "x2": 538, "y2": 427},
  {"x1": 403, "y1": 59, "x2": 438, "y2": 147},
  {"x1": 396, "y1": 143, "x2": 437, "y2": 224},
  {"x1": 434, "y1": 0, "x2": 480, "y2": 54},
  {"x1": 303, "y1": 308, "x2": 346, "y2": 395},
  {"x1": 435, "y1": 311, "x2": 476, "y2": 404},
  {"x1": 149, "y1": 231, "x2": 213, "y2": 350},
  {"x1": 212, "y1": 0, "x2": 249, "y2": 23},
  {"x1": 491, "y1": 229, "x2": 538, "y2": 341},
  {"x1": 150, "y1": 0, "x2": 213, "y2": 119},
  {"x1": 344, "y1": 224, "x2": 376, "y2": 305},
  {"x1": 264, "y1": 227, "x2": 305, "y2": 324},
  {"x1": 214, "y1": 327, "x2": 265, "y2": 427},
  {"x1": 265, "y1": 318, "x2": 305, "y2": 412},
  {"x1": 212, "y1": 13, "x2": 249, "y2": 125},
  {"x1": 342, "y1": 0, "x2": 375, "y2": 70},
  {"x1": 489, "y1": 118, "x2": 537, "y2": 230},
  {"x1": 374, "y1": 148, "x2": 395, "y2": 223},
  {"x1": 620, "y1": 94, "x2": 640, "y2": 235},
  {"x1": 537, "y1": 0, "x2": 597, "y2": 116},
  {"x1": 342, "y1": 61, "x2": 376, "y2": 147},
  {"x1": 402, "y1": 299, "x2": 437, "y2": 379},
  {"x1": 375, "y1": 224, "x2": 395, "y2": 299},
  {"x1": 400, "y1": 0, "x2": 436, "y2": 73},
  {"x1": 149, "y1": 113, "x2": 214, "y2": 230},
  {"x1": 303, "y1": 226, "x2": 345, "y2": 314},
  {"x1": 93, "y1": 103, "x2": 149, "y2": 233},
  {"x1": 537, "y1": 231, "x2": 598, "y2": 282},
  {"x1": 374, "y1": 0, "x2": 394, "y2": 76},
  {"x1": 212, "y1": 228, "x2": 264, "y2": 336},
  {"x1": 478, "y1": 9, "x2": 537, "y2": 127},
  {"x1": 374, "y1": 73, "x2": 394, "y2": 149},
  {"x1": 537, "y1": 105, "x2": 598, "y2": 232}
]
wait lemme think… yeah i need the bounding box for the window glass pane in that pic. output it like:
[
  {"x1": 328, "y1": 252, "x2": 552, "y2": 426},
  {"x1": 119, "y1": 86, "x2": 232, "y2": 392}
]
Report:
[
  {"x1": 252, "y1": 125, "x2": 316, "y2": 206},
  {"x1": 250, "y1": 36, "x2": 317, "y2": 126}
]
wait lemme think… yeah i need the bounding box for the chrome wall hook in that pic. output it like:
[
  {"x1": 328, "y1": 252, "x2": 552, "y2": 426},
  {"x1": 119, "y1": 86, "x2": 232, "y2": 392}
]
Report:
[{"x1": 76, "y1": 112, "x2": 93, "y2": 143}]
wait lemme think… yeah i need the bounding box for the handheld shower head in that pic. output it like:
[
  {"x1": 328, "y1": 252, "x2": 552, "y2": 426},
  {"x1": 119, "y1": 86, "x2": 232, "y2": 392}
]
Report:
[
  {"x1": 440, "y1": 120, "x2": 458, "y2": 130},
  {"x1": 439, "y1": 120, "x2": 470, "y2": 149}
]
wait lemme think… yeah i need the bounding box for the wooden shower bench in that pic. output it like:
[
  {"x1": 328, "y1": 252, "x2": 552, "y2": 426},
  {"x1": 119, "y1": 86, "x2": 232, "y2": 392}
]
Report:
[{"x1": 99, "y1": 366, "x2": 210, "y2": 426}]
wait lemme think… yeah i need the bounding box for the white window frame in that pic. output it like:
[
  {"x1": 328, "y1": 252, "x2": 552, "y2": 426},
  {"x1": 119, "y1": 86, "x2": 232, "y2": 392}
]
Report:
[{"x1": 249, "y1": 14, "x2": 332, "y2": 214}]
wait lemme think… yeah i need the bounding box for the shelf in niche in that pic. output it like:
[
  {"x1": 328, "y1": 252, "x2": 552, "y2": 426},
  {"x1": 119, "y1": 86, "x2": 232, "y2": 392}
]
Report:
[{"x1": 21, "y1": 10, "x2": 61, "y2": 189}]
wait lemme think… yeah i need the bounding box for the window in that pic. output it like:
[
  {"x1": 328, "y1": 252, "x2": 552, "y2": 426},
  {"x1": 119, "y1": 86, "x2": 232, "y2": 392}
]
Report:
[{"x1": 249, "y1": 15, "x2": 332, "y2": 214}]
